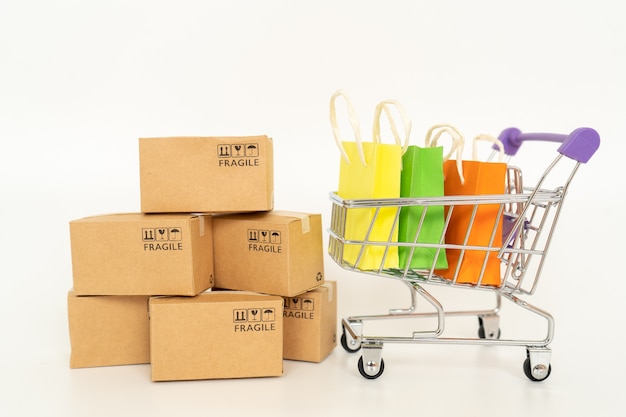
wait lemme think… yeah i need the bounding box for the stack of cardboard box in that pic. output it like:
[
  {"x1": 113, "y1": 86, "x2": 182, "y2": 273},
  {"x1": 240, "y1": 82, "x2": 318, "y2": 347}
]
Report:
[{"x1": 67, "y1": 136, "x2": 337, "y2": 382}]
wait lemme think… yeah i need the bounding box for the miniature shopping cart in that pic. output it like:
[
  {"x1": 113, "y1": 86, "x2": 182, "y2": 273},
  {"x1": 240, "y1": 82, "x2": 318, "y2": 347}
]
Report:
[{"x1": 328, "y1": 127, "x2": 600, "y2": 380}]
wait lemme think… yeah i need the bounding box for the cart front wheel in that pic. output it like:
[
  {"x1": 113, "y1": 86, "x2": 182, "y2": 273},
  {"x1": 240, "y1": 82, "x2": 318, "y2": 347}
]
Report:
[
  {"x1": 523, "y1": 357, "x2": 552, "y2": 381},
  {"x1": 358, "y1": 356, "x2": 385, "y2": 379}
]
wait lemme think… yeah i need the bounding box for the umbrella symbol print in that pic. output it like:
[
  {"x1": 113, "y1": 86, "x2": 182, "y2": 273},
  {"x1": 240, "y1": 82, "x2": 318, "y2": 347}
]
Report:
[
  {"x1": 263, "y1": 309, "x2": 275, "y2": 321},
  {"x1": 169, "y1": 228, "x2": 181, "y2": 241},
  {"x1": 246, "y1": 144, "x2": 259, "y2": 157}
]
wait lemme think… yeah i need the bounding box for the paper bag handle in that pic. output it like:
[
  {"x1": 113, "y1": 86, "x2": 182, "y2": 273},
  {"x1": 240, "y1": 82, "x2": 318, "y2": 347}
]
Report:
[
  {"x1": 372, "y1": 99, "x2": 411, "y2": 154},
  {"x1": 329, "y1": 89, "x2": 366, "y2": 166},
  {"x1": 473, "y1": 134, "x2": 505, "y2": 162},
  {"x1": 425, "y1": 124, "x2": 466, "y2": 184}
]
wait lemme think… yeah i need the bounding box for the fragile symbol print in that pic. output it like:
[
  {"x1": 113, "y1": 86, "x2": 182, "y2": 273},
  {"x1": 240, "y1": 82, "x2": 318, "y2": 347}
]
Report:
[
  {"x1": 248, "y1": 229, "x2": 281, "y2": 244},
  {"x1": 217, "y1": 143, "x2": 260, "y2": 167},
  {"x1": 142, "y1": 227, "x2": 183, "y2": 251},
  {"x1": 285, "y1": 297, "x2": 314, "y2": 311},
  {"x1": 233, "y1": 307, "x2": 277, "y2": 332},
  {"x1": 247, "y1": 229, "x2": 282, "y2": 253},
  {"x1": 142, "y1": 227, "x2": 182, "y2": 242},
  {"x1": 284, "y1": 296, "x2": 315, "y2": 319}
]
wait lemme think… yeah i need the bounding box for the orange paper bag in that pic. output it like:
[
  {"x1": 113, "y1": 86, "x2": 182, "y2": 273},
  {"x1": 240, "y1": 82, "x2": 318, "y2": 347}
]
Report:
[{"x1": 436, "y1": 135, "x2": 507, "y2": 286}]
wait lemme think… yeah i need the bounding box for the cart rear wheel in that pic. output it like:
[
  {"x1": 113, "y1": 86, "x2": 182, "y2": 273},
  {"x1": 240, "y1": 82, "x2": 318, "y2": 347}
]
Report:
[
  {"x1": 478, "y1": 326, "x2": 501, "y2": 339},
  {"x1": 523, "y1": 357, "x2": 552, "y2": 381},
  {"x1": 358, "y1": 356, "x2": 385, "y2": 379},
  {"x1": 478, "y1": 316, "x2": 501, "y2": 339},
  {"x1": 340, "y1": 327, "x2": 361, "y2": 353}
]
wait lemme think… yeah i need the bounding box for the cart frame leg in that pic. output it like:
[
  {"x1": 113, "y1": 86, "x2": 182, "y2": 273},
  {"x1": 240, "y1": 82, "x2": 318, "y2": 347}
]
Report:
[{"x1": 342, "y1": 319, "x2": 363, "y2": 351}]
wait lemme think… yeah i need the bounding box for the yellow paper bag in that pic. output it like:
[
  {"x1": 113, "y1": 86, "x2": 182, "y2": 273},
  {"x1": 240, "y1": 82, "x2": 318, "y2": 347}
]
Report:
[{"x1": 331, "y1": 91, "x2": 409, "y2": 270}]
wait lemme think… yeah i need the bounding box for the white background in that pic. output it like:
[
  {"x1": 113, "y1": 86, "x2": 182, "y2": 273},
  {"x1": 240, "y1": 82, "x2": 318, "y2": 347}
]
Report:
[{"x1": 1, "y1": 1, "x2": 623, "y2": 416}]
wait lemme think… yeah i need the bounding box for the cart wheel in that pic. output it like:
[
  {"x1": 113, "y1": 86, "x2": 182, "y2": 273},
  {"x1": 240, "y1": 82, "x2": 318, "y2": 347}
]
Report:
[
  {"x1": 478, "y1": 326, "x2": 501, "y2": 339},
  {"x1": 523, "y1": 357, "x2": 552, "y2": 381},
  {"x1": 340, "y1": 326, "x2": 361, "y2": 353},
  {"x1": 358, "y1": 356, "x2": 385, "y2": 379},
  {"x1": 478, "y1": 316, "x2": 501, "y2": 339}
]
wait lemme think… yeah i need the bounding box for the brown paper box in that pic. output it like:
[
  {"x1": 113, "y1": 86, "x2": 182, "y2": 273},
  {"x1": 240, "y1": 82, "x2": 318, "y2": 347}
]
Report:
[
  {"x1": 149, "y1": 291, "x2": 284, "y2": 381},
  {"x1": 139, "y1": 136, "x2": 274, "y2": 213},
  {"x1": 283, "y1": 281, "x2": 337, "y2": 362},
  {"x1": 67, "y1": 291, "x2": 150, "y2": 368},
  {"x1": 70, "y1": 213, "x2": 214, "y2": 296},
  {"x1": 212, "y1": 211, "x2": 325, "y2": 297}
]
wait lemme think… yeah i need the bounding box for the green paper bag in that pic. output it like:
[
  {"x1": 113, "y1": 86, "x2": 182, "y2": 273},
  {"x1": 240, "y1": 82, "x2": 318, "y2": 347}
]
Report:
[
  {"x1": 398, "y1": 125, "x2": 464, "y2": 270},
  {"x1": 398, "y1": 146, "x2": 447, "y2": 269}
]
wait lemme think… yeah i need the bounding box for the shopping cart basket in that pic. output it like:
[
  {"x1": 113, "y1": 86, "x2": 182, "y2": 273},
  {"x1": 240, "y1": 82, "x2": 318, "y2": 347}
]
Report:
[{"x1": 328, "y1": 127, "x2": 600, "y2": 380}]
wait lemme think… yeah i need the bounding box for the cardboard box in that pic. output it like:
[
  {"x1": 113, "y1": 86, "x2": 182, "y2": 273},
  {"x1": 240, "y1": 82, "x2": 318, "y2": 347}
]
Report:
[
  {"x1": 70, "y1": 213, "x2": 214, "y2": 296},
  {"x1": 67, "y1": 291, "x2": 150, "y2": 368},
  {"x1": 212, "y1": 211, "x2": 325, "y2": 297},
  {"x1": 149, "y1": 291, "x2": 284, "y2": 381},
  {"x1": 283, "y1": 281, "x2": 337, "y2": 362},
  {"x1": 139, "y1": 136, "x2": 274, "y2": 213}
]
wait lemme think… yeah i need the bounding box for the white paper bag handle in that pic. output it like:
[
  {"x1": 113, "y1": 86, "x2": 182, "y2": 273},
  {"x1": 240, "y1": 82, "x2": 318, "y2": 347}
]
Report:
[
  {"x1": 329, "y1": 89, "x2": 366, "y2": 166},
  {"x1": 472, "y1": 134, "x2": 505, "y2": 162},
  {"x1": 372, "y1": 99, "x2": 411, "y2": 154},
  {"x1": 425, "y1": 124, "x2": 466, "y2": 184}
]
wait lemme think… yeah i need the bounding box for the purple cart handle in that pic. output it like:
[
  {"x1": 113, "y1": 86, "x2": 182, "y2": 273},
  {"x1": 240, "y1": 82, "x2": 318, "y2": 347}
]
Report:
[{"x1": 496, "y1": 127, "x2": 600, "y2": 163}]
